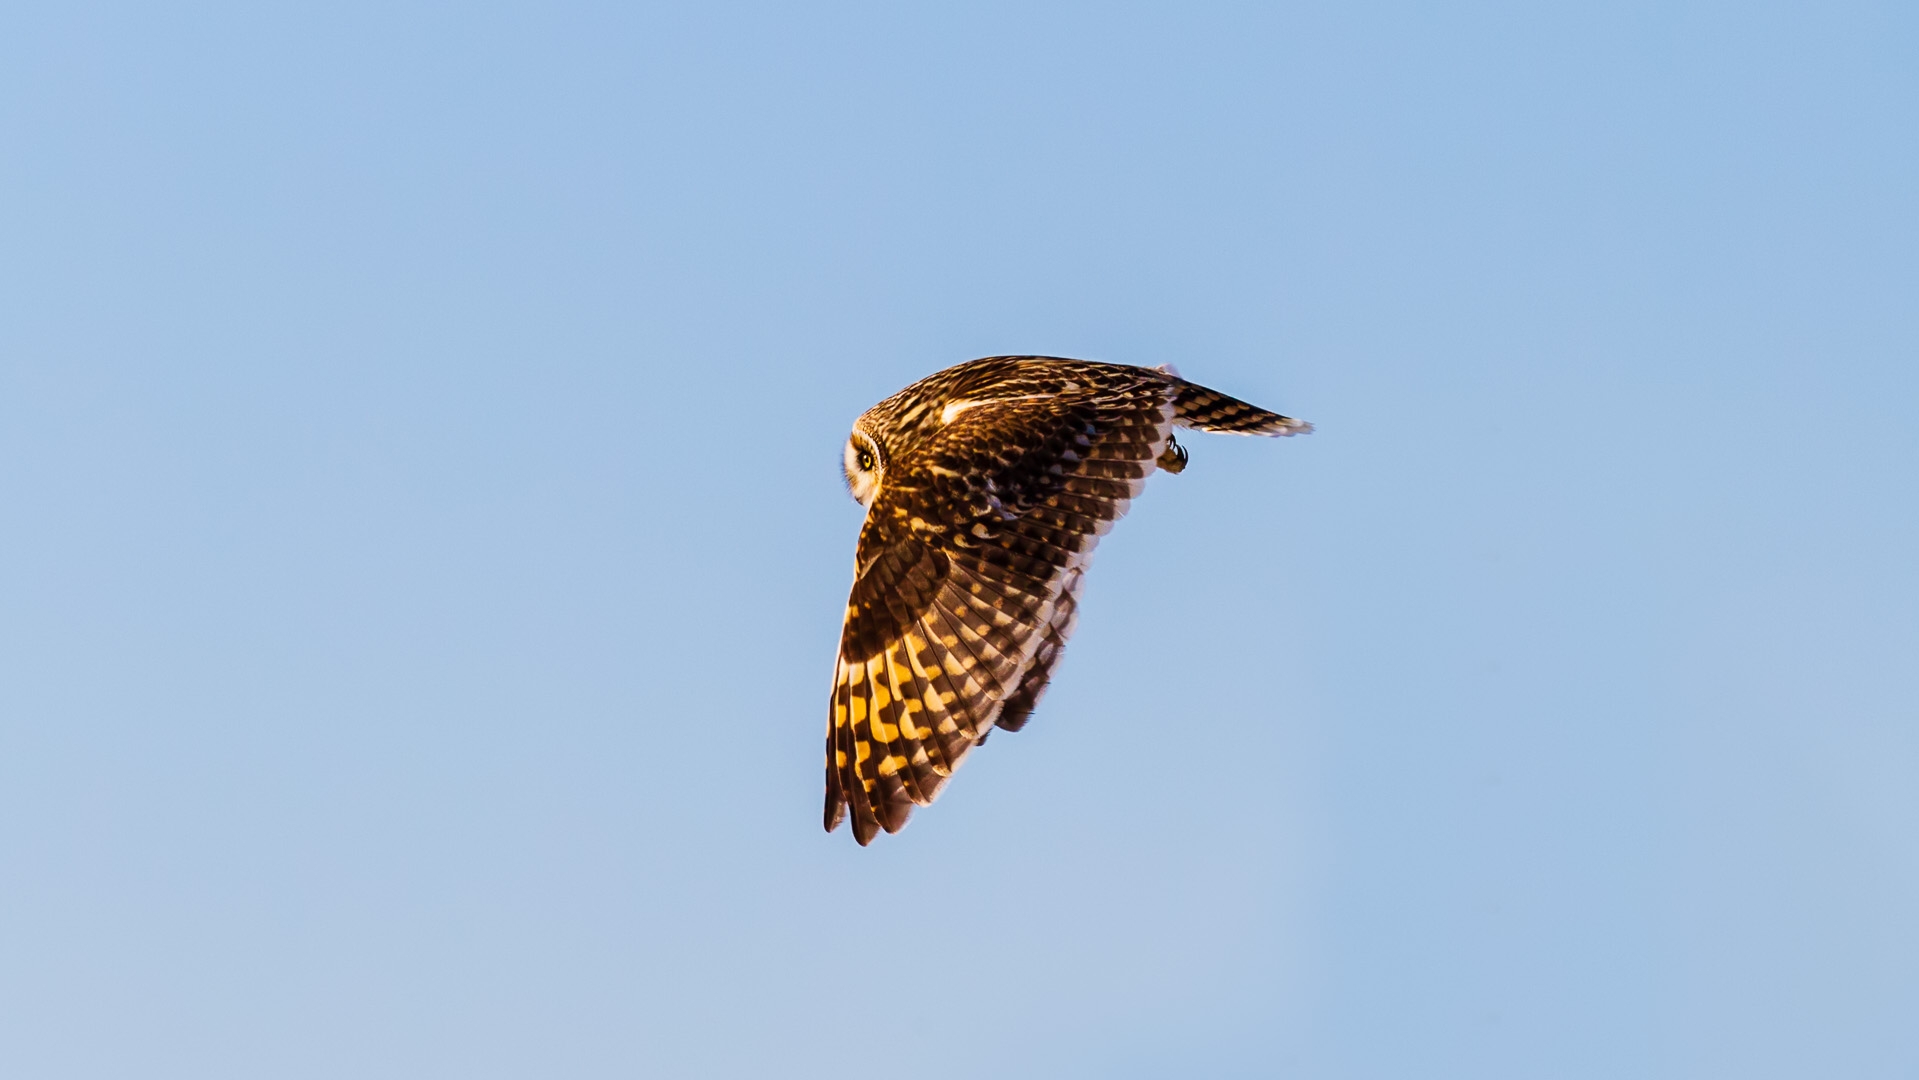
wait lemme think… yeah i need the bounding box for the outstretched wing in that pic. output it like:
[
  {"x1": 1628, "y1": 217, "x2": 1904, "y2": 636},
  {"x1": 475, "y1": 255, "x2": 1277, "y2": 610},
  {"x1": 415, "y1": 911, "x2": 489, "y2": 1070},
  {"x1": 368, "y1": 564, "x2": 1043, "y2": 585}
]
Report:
[
  {"x1": 825, "y1": 382, "x2": 1176, "y2": 844},
  {"x1": 1169, "y1": 378, "x2": 1313, "y2": 436}
]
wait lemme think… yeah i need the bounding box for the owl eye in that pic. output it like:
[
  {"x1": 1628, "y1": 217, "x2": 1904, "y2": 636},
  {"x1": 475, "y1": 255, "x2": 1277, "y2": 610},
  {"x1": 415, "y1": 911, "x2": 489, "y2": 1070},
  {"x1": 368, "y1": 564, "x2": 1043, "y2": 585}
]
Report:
[{"x1": 856, "y1": 447, "x2": 876, "y2": 471}]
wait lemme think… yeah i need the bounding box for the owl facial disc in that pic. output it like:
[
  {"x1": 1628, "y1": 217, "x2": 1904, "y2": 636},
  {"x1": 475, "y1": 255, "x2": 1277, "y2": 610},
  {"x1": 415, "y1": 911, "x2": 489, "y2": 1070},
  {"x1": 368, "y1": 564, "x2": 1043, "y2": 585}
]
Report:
[{"x1": 843, "y1": 432, "x2": 883, "y2": 507}]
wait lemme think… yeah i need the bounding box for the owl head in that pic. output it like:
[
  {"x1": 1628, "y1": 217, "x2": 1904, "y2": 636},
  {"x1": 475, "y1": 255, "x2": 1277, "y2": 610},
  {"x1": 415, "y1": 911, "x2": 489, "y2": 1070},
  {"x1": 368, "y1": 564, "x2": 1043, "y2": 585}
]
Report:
[{"x1": 842, "y1": 427, "x2": 884, "y2": 508}]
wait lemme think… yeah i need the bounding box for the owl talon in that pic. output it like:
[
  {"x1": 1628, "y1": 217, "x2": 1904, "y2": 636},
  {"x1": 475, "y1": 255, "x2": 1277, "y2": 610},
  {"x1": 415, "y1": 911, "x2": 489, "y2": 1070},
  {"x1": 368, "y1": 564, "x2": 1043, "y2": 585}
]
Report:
[{"x1": 1157, "y1": 436, "x2": 1188, "y2": 474}]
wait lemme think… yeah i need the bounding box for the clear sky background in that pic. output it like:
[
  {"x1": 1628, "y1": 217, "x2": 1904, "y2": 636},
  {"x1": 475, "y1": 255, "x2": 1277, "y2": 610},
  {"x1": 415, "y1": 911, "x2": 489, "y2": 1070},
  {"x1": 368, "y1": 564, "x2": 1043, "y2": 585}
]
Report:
[{"x1": 3, "y1": 3, "x2": 1914, "y2": 1077}]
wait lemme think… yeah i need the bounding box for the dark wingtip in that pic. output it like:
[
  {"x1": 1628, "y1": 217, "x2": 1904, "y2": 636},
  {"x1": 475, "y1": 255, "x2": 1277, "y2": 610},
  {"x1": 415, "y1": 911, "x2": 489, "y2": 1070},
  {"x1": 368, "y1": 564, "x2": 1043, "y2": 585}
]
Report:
[
  {"x1": 994, "y1": 698, "x2": 1037, "y2": 732},
  {"x1": 880, "y1": 800, "x2": 911, "y2": 835}
]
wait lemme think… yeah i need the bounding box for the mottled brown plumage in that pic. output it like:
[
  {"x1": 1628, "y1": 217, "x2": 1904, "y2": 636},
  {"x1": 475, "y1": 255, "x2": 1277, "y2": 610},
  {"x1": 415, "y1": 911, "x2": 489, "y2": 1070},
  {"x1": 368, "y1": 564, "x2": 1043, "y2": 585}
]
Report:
[{"x1": 826, "y1": 356, "x2": 1310, "y2": 844}]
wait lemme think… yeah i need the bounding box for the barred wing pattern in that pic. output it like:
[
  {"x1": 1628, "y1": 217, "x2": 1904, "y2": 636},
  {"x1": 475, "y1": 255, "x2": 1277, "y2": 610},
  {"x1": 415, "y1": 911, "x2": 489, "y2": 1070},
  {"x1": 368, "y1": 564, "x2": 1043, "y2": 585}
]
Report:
[
  {"x1": 1172, "y1": 381, "x2": 1313, "y2": 436},
  {"x1": 825, "y1": 382, "x2": 1175, "y2": 845}
]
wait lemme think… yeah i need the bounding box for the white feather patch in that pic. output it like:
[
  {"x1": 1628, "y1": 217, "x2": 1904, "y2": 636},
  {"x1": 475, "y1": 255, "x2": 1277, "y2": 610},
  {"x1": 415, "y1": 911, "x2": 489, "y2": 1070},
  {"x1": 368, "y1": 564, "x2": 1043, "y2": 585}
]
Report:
[{"x1": 940, "y1": 399, "x2": 979, "y2": 424}]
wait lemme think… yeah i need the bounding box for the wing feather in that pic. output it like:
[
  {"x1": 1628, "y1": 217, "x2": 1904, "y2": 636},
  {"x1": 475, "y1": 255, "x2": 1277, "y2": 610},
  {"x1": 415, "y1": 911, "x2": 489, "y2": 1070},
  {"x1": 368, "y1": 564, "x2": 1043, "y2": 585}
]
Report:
[
  {"x1": 878, "y1": 636, "x2": 943, "y2": 808},
  {"x1": 996, "y1": 399, "x2": 1164, "y2": 732},
  {"x1": 1170, "y1": 380, "x2": 1312, "y2": 435},
  {"x1": 995, "y1": 563, "x2": 1085, "y2": 733},
  {"x1": 900, "y1": 616, "x2": 968, "y2": 779},
  {"x1": 824, "y1": 668, "x2": 848, "y2": 832},
  {"x1": 826, "y1": 658, "x2": 884, "y2": 844},
  {"x1": 865, "y1": 655, "x2": 915, "y2": 832}
]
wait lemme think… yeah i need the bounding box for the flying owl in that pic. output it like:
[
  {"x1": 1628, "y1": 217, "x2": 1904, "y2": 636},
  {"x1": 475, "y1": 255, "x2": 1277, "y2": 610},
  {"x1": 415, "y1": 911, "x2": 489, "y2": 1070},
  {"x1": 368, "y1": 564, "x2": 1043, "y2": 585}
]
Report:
[{"x1": 826, "y1": 355, "x2": 1311, "y2": 845}]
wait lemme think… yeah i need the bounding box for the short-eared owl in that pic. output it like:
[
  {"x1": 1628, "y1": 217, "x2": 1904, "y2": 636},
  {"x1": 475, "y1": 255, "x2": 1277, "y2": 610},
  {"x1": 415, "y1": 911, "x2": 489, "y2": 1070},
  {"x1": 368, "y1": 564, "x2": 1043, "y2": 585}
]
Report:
[{"x1": 827, "y1": 356, "x2": 1310, "y2": 845}]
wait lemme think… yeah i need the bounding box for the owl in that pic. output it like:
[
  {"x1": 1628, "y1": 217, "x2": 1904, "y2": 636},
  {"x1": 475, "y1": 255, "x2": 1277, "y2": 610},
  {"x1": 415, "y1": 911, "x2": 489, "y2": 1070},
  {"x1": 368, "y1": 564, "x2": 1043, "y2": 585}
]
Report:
[{"x1": 826, "y1": 355, "x2": 1310, "y2": 845}]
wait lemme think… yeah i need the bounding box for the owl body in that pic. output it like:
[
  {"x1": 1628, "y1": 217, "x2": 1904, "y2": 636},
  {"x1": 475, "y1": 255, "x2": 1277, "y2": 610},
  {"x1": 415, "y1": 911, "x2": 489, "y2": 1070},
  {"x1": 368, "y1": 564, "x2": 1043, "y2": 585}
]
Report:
[{"x1": 827, "y1": 356, "x2": 1309, "y2": 845}]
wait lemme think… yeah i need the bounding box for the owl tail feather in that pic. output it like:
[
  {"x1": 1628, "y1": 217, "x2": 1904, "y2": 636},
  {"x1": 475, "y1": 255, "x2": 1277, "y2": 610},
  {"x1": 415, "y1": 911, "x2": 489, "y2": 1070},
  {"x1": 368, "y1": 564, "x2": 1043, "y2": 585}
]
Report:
[{"x1": 1170, "y1": 380, "x2": 1312, "y2": 437}]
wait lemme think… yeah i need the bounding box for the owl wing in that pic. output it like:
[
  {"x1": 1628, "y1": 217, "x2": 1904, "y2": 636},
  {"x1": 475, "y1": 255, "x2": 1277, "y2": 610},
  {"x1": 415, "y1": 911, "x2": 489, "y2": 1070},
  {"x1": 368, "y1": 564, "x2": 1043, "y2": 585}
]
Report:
[{"x1": 825, "y1": 380, "x2": 1176, "y2": 844}]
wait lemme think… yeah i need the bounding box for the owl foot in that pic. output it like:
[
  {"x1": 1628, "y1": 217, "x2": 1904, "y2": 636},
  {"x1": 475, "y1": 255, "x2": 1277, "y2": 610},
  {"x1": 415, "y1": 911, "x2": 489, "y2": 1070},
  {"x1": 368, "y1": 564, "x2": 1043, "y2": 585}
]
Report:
[{"x1": 1157, "y1": 436, "x2": 1188, "y2": 474}]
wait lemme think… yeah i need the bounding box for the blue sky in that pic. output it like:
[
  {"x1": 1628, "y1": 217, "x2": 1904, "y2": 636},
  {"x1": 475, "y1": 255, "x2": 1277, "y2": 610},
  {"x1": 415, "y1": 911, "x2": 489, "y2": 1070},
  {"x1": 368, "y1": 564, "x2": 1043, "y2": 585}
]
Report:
[{"x1": 2, "y1": 3, "x2": 1914, "y2": 1077}]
